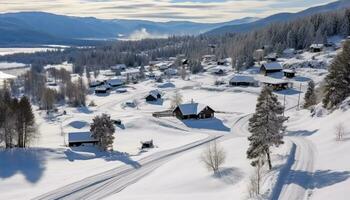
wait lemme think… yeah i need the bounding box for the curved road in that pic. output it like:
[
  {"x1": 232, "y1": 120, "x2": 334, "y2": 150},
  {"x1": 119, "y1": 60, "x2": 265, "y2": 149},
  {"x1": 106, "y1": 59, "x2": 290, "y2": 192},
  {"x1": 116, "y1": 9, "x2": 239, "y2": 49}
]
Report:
[{"x1": 271, "y1": 137, "x2": 316, "y2": 200}]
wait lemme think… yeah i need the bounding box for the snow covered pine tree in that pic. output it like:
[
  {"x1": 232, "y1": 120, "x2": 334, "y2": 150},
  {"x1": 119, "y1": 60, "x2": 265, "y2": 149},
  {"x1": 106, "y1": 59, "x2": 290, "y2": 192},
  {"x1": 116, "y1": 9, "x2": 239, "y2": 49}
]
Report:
[
  {"x1": 323, "y1": 40, "x2": 350, "y2": 108},
  {"x1": 304, "y1": 80, "x2": 317, "y2": 108},
  {"x1": 90, "y1": 114, "x2": 115, "y2": 151},
  {"x1": 247, "y1": 86, "x2": 288, "y2": 170}
]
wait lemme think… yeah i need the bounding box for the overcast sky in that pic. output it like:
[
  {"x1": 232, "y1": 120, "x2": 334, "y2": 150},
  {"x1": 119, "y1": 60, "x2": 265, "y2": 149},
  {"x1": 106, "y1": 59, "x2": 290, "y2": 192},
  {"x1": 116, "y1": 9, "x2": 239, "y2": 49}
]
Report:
[{"x1": 0, "y1": 0, "x2": 337, "y2": 23}]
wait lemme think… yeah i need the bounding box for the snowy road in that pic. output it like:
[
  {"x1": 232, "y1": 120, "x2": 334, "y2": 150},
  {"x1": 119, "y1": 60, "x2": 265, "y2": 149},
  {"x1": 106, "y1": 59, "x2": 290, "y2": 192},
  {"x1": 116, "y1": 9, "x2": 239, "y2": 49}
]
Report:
[
  {"x1": 271, "y1": 137, "x2": 316, "y2": 200},
  {"x1": 33, "y1": 136, "x2": 221, "y2": 200}
]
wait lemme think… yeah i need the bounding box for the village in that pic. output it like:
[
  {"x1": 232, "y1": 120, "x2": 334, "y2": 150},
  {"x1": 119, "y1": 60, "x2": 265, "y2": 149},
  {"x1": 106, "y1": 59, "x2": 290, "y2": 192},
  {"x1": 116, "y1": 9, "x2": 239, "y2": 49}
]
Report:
[{"x1": 58, "y1": 40, "x2": 338, "y2": 148}]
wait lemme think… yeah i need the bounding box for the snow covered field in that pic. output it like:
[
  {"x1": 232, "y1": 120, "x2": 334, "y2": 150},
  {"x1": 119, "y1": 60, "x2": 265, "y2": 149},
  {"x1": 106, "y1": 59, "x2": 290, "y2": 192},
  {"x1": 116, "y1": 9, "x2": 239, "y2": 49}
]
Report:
[{"x1": 1, "y1": 46, "x2": 350, "y2": 200}]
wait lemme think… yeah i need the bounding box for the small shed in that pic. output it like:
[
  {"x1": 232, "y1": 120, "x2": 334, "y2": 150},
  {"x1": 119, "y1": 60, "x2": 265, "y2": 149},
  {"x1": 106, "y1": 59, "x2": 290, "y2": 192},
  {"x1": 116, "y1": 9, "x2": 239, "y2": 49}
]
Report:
[
  {"x1": 283, "y1": 69, "x2": 296, "y2": 78},
  {"x1": 145, "y1": 90, "x2": 162, "y2": 102},
  {"x1": 68, "y1": 132, "x2": 98, "y2": 147},
  {"x1": 260, "y1": 62, "x2": 283, "y2": 75},
  {"x1": 89, "y1": 81, "x2": 103, "y2": 88},
  {"x1": 310, "y1": 44, "x2": 324, "y2": 53},
  {"x1": 229, "y1": 75, "x2": 257, "y2": 86},
  {"x1": 173, "y1": 102, "x2": 215, "y2": 120},
  {"x1": 141, "y1": 140, "x2": 154, "y2": 149},
  {"x1": 261, "y1": 78, "x2": 290, "y2": 91}
]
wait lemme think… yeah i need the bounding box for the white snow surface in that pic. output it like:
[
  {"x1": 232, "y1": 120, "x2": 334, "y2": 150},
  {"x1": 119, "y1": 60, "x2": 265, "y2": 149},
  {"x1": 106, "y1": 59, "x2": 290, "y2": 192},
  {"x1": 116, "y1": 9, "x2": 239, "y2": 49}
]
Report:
[{"x1": 1, "y1": 47, "x2": 350, "y2": 200}]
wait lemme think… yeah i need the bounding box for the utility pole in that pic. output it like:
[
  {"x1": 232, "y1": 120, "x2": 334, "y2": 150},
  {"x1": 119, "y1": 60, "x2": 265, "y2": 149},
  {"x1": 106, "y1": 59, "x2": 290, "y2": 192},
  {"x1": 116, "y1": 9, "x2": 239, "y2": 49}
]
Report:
[
  {"x1": 283, "y1": 94, "x2": 286, "y2": 116},
  {"x1": 297, "y1": 83, "x2": 302, "y2": 110}
]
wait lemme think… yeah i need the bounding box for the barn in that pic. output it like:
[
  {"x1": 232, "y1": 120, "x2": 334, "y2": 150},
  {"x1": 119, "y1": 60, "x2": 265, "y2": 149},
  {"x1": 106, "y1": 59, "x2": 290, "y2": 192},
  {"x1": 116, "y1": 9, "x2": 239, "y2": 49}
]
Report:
[
  {"x1": 145, "y1": 90, "x2": 162, "y2": 102},
  {"x1": 173, "y1": 102, "x2": 215, "y2": 120},
  {"x1": 260, "y1": 62, "x2": 283, "y2": 75},
  {"x1": 68, "y1": 132, "x2": 98, "y2": 147}
]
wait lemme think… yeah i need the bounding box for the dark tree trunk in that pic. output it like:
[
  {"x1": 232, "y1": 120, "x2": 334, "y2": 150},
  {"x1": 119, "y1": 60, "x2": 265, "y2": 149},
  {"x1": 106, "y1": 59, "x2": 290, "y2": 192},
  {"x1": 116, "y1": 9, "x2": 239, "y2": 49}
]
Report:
[{"x1": 266, "y1": 149, "x2": 272, "y2": 170}]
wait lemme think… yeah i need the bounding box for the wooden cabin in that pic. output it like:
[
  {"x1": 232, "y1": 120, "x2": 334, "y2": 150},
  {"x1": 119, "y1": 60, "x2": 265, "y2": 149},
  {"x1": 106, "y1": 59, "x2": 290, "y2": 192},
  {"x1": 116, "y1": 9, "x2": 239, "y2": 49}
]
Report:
[
  {"x1": 68, "y1": 132, "x2": 98, "y2": 147},
  {"x1": 260, "y1": 62, "x2": 283, "y2": 75},
  {"x1": 310, "y1": 44, "x2": 324, "y2": 53},
  {"x1": 94, "y1": 86, "x2": 109, "y2": 94},
  {"x1": 261, "y1": 78, "x2": 291, "y2": 91},
  {"x1": 107, "y1": 79, "x2": 124, "y2": 87},
  {"x1": 229, "y1": 75, "x2": 257, "y2": 86},
  {"x1": 283, "y1": 69, "x2": 296, "y2": 78},
  {"x1": 145, "y1": 90, "x2": 162, "y2": 102},
  {"x1": 173, "y1": 102, "x2": 215, "y2": 120}
]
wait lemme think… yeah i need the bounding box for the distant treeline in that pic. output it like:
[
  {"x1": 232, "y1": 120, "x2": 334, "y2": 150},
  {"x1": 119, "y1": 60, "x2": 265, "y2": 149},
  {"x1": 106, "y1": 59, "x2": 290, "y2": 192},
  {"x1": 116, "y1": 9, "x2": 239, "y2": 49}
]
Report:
[{"x1": 1, "y1": 8, "x2": 349, "y2": 73}]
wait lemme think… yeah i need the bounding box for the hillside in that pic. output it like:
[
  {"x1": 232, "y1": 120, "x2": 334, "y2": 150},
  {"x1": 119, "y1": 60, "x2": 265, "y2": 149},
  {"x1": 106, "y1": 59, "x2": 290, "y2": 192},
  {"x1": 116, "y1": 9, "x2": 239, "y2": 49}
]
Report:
[
  {"x1": 0, "y1": 12, "x2": 257, "y2": 46},
  {"x1": 206, "y1": 0, "x2": 350, "y2": 35}
]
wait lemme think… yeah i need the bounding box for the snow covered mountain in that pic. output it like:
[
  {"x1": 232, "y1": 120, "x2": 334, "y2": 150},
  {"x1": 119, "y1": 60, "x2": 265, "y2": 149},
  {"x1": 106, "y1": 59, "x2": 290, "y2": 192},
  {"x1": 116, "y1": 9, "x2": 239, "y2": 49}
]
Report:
[
  {"x1": 0, "y1": 12, "x2": 257, "y2": 45},
  {"x1": 206, "y1": 0, "x2": 350, "y2": 35}
]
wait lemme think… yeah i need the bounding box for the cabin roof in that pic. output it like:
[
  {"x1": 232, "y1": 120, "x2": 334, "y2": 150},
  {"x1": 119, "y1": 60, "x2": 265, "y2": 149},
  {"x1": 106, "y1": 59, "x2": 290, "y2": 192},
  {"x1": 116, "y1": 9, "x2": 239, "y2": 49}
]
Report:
[
  {"x1": 261, "y1": 62, "x2": 283, "y2": 71},
  {"x1": 176, "y1": 103, "x2": 213, "y2": 116},
  {"x1": 107, "y1": 79, "x2": 124, "y2": 85},
  {"x1": 230, "y1": 75, "x2": 256, "y2": 83},
  {"x1": 310, "y1": 44, "x2": 324, "y2": 48},
  {"x1": 68, "y1": 132, "x2": 97, "y2": 143},
  {"x1": 260, "y1": 77, "x2": 289, "y2": 85}
]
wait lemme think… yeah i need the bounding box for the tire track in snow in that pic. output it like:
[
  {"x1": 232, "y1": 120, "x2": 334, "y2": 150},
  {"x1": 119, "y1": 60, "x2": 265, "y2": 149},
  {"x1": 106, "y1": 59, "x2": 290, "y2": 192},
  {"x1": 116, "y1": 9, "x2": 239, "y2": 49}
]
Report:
[
  {"x1": 33, "y1": 135, "x2": 222, "y2": 200},
  {"x1": 271, "y1": 137, "x2": 315, "y2": 200}
]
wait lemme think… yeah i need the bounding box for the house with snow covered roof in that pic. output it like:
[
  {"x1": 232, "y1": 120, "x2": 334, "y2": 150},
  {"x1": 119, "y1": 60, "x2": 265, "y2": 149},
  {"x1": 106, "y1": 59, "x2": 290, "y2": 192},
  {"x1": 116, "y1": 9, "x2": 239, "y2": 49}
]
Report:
[
  {"x1": 68, "y1": 132, "x2": 98, "y2": 147},
  {"x1": 145, "y1": 90, "x2": 162, "y2": 102},
  {"x1": 229, "y1": 75, "x2": 257, "y2": 86},
  {"x1": 107, "y1": 79, "x2": 125, "y2": 87},
  {"x1": 310, "y1": 44, "x2": 324, "y2": 52},
  {"x1": 260, "y1": 77, "x2": 291, "y2": 91},
  {"x1": 173, "y1": 102, "x2": 215, "y2": 120},
  {"x1": 260, "y1": 62, "x2": 283, "y2": 76}
]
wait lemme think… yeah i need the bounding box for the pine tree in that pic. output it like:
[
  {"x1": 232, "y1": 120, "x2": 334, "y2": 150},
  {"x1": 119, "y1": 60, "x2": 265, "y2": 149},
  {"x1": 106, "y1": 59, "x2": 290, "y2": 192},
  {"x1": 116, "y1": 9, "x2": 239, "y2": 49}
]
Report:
[
  {"x1": 304, "y1": 80, "x2": 317, "y2": 108},
  {"x1": 90, "y1": 114, "x2": 115, "y2": 151},
  {"x1": 323, "y1": 40, "x2": 350, "y2": 108},
  {"x1": 18, "y1": 96, "x2": 36, "y2": 147},
  {"x1": 247, "y1": 87, "x2": 287, "y2": 170}
]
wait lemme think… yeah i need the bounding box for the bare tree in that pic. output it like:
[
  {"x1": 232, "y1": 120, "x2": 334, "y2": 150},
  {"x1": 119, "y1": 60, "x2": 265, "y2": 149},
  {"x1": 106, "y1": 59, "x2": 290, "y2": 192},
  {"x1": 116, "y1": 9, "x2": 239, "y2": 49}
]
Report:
[
  {"x1": 247, "y1": 156, "x2": 264, "y2": 198},
  {"x1": 335, "y1": 123, "x2": 346, "y2": 141},
  {"x1": 201, "y1": 141, "x2": 226, "y2": 174},
  {"x1": 170, "y1": 90, "x2": 183, "y2": 109}
]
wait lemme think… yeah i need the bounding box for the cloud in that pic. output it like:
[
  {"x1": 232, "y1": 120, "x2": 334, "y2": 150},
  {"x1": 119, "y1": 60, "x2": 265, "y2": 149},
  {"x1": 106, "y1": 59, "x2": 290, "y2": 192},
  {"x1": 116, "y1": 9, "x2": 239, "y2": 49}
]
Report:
[{"x1": 0, "y1": 0, "x2": 337, "y2": 23}]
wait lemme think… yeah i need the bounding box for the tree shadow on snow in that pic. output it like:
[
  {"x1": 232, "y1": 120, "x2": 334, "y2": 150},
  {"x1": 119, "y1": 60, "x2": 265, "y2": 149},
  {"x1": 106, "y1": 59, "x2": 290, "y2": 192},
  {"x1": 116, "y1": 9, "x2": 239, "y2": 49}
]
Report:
[
  {"x1": 181, "y1": 117, "x2": 231, "y2": 132},
  {"x1": 64, "y1": 146, "x2": 141, "y2": 169},
  {"x1": 213, "y1": 167, "x2": 243, "y2": 185},
  {"x1": 286, "y1": 129, "x2": 318, "y2": 137},
  {"x1": 0, "y1": 148, "x2": 47, "y2": 183},
  {"x1": 274, "y1": 88, "x2": 302, "y2": 96},
  {"x1": 68, "y1": 120, "x2": 89, "y2": 129},
  {"x1": 76, "y1": 106, "x2": 93, "y2": 114},
  {"x1": 294, "y1": 76, "x2": 312, "y2": 82}
]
